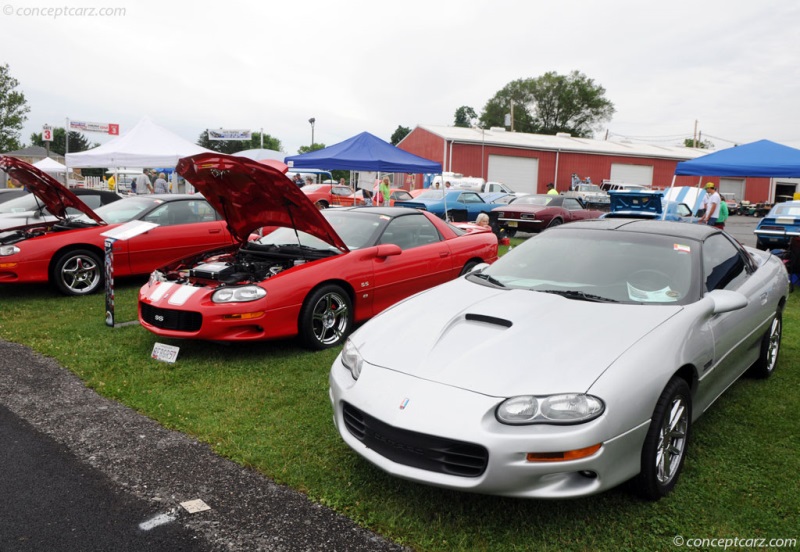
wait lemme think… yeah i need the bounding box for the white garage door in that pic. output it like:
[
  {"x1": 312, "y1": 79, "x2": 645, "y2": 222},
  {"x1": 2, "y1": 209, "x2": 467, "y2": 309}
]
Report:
[
  {"x1": 719, "y1": 178, "x2": 745, "y2": 201},
  {"x1": 487, "y1": 155, "x2": 538, "y2": 194},
  {"x1": 610, "y1": 164, "x2": 654, "y2": 186}
]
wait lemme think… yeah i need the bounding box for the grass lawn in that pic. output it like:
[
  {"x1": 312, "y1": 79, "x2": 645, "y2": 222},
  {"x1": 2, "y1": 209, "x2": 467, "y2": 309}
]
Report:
[{"x1": 1, "y1": 270, "x2": 798, "y2": 551}]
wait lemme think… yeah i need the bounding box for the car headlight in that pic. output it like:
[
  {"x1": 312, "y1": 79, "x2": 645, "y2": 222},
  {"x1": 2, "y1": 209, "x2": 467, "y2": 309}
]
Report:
[
  {"x1": 341, "y1": 338, "x2": 363, "y2": 380},
  {"x1": 496, "y1": 394, "x2": 604, "y2": 425},
  {"x1": 0, "y1": 245, "x2": 20, "y2": 256},
  {"x1": 148, "y1": 270, "x2": 166, "y2": 286},
  {"x1": 212, "y1": 285, "x2": 267, "y2": 303}
]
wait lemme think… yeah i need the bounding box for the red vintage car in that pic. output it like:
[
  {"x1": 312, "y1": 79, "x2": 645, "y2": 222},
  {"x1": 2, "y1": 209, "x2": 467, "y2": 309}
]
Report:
[
  {"x1": 138, "y1": 153, "x2": 498, "y2": 349},
  {"x1": 491, "y1": 194, "x2": 605, "y2": 237},
  {"x1": 0, "y1": 156, "x2": 235, "y2": 295},
  {"x1": 301, "y1": 184, "x2": 364, "y2": 208}
]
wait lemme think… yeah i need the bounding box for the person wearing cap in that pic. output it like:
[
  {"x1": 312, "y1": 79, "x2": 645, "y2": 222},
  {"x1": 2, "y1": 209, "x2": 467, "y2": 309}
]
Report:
[
  {"x1": 546, "y1": 182, "x2": 558, "y2": 195},
  {"x1": 699, "y1": 182, "x2": 721, "y2": 226}
]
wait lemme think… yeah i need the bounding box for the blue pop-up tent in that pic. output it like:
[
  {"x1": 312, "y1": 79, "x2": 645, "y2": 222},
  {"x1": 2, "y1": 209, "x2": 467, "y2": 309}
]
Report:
[
  {"x1": 675, "y1": 139, "x2": 800, "y2": 177},
  {"x1": 285, "y1": 131, "x2": 442, "y2": 173}
]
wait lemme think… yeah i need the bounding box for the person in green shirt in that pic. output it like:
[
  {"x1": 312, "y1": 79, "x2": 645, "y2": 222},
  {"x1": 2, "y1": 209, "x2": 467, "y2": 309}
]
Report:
[{"x1": 714, "y1": 197, "x2": 729, "y2": 229}]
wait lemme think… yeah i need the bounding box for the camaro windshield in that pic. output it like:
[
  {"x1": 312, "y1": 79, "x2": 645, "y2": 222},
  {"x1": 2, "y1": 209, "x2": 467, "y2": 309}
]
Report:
[
  {"x1": 255, "y1": 210, "x2": 388, "y2": 251},
  {"x1": 0, "y1": 193, "x2": 46, "y2": 213},
  {"x1": 480, "y1": 229, "x2": 701, "y2": 304},
  {"x1": 73, "y1": 197, "x2": 161, "y2": 224}
]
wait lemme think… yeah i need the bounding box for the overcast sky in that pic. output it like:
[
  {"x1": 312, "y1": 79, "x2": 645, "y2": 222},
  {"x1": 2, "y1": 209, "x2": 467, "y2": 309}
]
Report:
[{"x1": 5, "y1": 0, "x2": 800, "y2": 155}]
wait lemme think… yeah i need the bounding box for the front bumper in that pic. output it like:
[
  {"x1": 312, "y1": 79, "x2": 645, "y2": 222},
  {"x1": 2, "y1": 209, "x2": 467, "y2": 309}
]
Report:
[{"x1": 329, "y1": 357, "x2": 648, "y2": 499}]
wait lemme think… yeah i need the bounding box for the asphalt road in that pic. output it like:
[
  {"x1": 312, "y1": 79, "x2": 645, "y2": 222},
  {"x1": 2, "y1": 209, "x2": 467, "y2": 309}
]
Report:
[{"x1": 0, "y1": 341, "x2": 405, "y2": 552}]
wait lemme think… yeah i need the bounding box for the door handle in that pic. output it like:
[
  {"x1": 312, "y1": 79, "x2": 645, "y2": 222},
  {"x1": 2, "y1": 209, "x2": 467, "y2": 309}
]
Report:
[{"x1": 209, "y1": 229, "x2": 221, "y2": 234}]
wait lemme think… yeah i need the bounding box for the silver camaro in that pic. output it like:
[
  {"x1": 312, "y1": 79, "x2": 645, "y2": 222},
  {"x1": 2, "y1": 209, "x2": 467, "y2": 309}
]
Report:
[{"x1": 329, "y1": 219, "x2": 789, "y2": 500}]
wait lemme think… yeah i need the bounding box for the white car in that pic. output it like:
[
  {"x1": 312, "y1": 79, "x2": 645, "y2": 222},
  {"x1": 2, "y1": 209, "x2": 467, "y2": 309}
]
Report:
[{"x1": 329, "y1": 219, "x2": 789, "y2": 499}]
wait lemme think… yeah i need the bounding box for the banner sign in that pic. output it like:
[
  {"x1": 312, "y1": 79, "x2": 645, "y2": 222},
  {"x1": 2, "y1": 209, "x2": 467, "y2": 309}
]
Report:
[
  {"x1": 70, "y1": 120, "x2": 120, "y2": 135},
  {"x1": 208, "y1": 128, "x2": 251, "y2": 141},
  {"x1": 42, "y1": 125, "x2": 53, "y2": 141}
]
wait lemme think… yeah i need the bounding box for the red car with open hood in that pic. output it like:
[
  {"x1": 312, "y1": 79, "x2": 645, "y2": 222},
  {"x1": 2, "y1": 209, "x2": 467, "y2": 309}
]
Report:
[
  {"x1": 0, "y1": 156, "x2": 235, "y2": 295},
  {"x1": 138, "y1": 153, "x2": 498, "y2": 349}
]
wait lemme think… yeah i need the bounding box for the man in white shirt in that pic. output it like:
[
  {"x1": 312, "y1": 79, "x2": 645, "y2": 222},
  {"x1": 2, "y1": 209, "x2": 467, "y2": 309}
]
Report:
[{"x1": 699, "y1": 182, "x2": 721, "y2": 225}]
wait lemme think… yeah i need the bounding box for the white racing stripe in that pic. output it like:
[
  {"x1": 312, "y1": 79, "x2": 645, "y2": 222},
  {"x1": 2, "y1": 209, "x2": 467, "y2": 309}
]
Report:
[{"x1": 168, "y1": 285, "x2": 201, "y2": 306}]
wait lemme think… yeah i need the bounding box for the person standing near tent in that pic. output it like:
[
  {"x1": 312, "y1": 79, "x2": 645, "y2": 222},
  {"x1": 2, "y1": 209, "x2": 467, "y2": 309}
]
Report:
[
  {"x1": 699, "y1": 182, "x2": 721, "y2": 226},
  {"x1": 154, "y1": 172, "x2": 170, "y2": 194},
  {"x1": 107, "y1": 174, "x2": 116, "y2": 191},
  {"x1": 714, "y1": 195, "x2": 729, "y2": 229},
  {"x1": 378, "y1": 176, "x2": 391, "y2": 206},
  {"x1": 135, "y1": 171, "x2": 151, "y2": 195}
]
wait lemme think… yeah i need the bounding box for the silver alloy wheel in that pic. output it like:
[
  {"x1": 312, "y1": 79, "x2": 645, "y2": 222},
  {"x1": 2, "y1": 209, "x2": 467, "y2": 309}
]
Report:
[
  {"x1": 655, "y1": 396, "x2": 689, "y2": 485},
  {"x1": 764, "y1": 317, "x2": 781, "y2": 374},
  {"x1": 310, "y1": 290, "x2": 349, "y2": 346},
  {"x1": 60, "y1": 253, "x2": 101, "y2": 294}
]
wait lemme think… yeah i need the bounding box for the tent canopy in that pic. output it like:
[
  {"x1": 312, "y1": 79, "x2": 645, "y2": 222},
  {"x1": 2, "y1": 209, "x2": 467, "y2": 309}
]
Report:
[
  {"x1": 32, "y1": 157, "x2": 67, "y2": 172},
  {"x1": 65, "y1": 118, "x2": 212, "y2": 169},
  {"x1": 675, "y1": 139, "x2": 800, "y2": 177},
  {"x1": 284, "y1": 131, "x2": 442, "y2": 173}
]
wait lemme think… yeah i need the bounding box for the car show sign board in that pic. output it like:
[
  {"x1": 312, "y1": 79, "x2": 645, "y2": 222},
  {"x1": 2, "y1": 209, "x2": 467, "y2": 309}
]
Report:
[{"x1": 100, "y1": 221, "x2": 159, "y2": 328}]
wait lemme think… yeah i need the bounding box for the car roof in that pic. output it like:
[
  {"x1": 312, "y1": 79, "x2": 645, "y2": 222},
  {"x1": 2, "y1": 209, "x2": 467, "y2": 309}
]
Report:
[
  {"x1": 333, "y1": 206, "x2": 430, "y2": 218},
  {"x1": 559, "y1": 217, "x2": 717, "y2": 241}
]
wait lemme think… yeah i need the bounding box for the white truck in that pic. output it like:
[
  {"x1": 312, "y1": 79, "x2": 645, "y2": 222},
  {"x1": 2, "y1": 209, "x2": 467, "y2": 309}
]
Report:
[{"x1": 434, "y1": 174, "x2": 519, "y2": 195}]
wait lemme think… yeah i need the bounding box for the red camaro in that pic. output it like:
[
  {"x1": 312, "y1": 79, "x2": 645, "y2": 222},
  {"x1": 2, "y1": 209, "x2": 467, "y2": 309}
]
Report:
[
  {"x1": 0, "y1": 156, "x2": 235, "y2": 295},
  {"x1": 138, "y1": 153, "x2": 498, "y2": 349},
  {"x1": 491, "y1": 194, "x2": 605, "y2": 237}
]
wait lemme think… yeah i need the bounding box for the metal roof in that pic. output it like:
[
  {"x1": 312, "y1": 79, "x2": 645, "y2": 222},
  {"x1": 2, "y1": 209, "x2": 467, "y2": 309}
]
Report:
[{"x1": 418, "y1": 125, "x2": 710, "y2": 162}]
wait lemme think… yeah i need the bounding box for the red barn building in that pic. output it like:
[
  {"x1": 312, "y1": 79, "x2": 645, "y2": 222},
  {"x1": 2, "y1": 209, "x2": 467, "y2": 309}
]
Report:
[{"x1": 397, "y1": 125, "x2": 778, "y2": 204}]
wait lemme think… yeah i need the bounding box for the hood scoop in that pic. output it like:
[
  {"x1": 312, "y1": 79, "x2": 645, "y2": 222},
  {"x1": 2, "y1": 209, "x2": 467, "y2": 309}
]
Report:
[{"x1": 464, "y1": 313, "x2": 513, "y2": 328}]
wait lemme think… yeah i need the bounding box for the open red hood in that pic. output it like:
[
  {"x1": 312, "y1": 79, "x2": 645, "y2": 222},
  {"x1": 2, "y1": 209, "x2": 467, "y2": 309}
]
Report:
[
  {"x1": 0, "y1": 156, "x2": 104, "y2": 224},
  {"x1": 177, "y1": 153, "x2": 348, "y2": 251}
]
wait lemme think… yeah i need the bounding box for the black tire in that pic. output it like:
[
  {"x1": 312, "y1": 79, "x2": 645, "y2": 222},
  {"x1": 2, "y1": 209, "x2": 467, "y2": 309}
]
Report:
[
  {"x1": 315, "y1": 200, "x2": 329, "y2": 209},
  {"x1": 299, "y1": 285, "x2": 352, "y2": 350},
  {"x1": 460, "y1": 260, "x2": 480, "y2": 276},
  {"x1": 755, "y1": 240, "x2": 768, "y2": 251},
  {"x1": 748, "y1": 312, "x2": 782, "y2": 379},
  {"x1": 52, "y1": 249, "x2": 103, "y2": 296},
  {"x1": 501, "y1": 226, "x2": 517, "y2": 238},
  {"x1": 634, "y1": 377, "x2": 692, "y2": 501},
  {"x1": 547, "y1": 218, "x2": 563, "y2": 228}
]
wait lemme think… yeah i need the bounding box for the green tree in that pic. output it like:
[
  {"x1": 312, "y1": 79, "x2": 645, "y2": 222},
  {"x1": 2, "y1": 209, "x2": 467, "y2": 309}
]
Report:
[
  {"x1": 297, "y1": 143, "x2": 325, "y2": 155},
  {"x1": 197, "y1": 130, "x2": 282, "y2": 154},
  {"x1": 480, "y1": 71, "x2": 614, "y2": 137},
  {"x1": 683, "y1": 137, "x2": 714, "y2": 149},
  {"x1": 454, "y1": 106, "x2": 478, "y2": 127},
  {"x1": 30, "y1": 127, "x2": 95, "y2": 156},
  {"x1": 0, "y1": 63, "x2": 31, "y2": 152},
  {"x1": 390, "y1": 125, "x2": 411, "y2": 145}
]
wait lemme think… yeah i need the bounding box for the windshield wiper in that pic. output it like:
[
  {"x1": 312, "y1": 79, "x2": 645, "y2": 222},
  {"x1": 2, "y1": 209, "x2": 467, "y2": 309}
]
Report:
[
  {"x1": 536, "y1": 289, "x2": 620, "y2": 303},
  {"x1": 470, "y1": 272, "x2": 506, "y2": 288}
]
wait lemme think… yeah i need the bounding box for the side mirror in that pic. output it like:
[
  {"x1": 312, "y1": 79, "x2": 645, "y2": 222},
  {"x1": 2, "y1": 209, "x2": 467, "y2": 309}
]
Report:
[
  {"x1": 375, "y1": 244, "x2": 402, "y2": 258},
  {"x1": 708, "y1": 289, "x2": 748, "y2": 314}
]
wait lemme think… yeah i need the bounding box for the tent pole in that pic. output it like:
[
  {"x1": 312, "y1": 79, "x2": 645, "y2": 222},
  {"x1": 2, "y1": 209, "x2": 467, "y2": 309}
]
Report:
[{"x1": 662, "y1": 175, "x2": 677, "y2": 220}]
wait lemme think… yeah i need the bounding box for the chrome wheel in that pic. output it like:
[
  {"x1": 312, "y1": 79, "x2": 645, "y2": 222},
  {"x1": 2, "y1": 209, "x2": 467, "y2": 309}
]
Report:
[
  {"x1": 53, "y1": 249, "x2": 102, "y2": 296},
  {"x1": 635, "y1": 377, "x2": 692, "y2": 500},
  {"x1": 750, "y1": 313, "x2": 782, "y2": 378},
  {"x1": 655, "y1": 396, "x2": 689, "y2": 485},
  {"x1": 300, "y1": 285, "x2": 352, "y2": 350}
]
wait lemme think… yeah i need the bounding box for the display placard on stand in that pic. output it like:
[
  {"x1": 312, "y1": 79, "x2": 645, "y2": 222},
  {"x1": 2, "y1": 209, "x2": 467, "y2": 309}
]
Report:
[{"x1": 100, "y1": 221, "x2": 159, "y2": 327}]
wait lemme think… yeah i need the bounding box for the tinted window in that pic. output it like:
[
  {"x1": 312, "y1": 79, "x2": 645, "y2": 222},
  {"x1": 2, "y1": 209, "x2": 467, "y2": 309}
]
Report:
[
  {"x1": 703, "y1": 234, "x2": 748, "y2": 291},
  {"x1": 379, "y1": 214, "x2": 441, "y2": 250}
]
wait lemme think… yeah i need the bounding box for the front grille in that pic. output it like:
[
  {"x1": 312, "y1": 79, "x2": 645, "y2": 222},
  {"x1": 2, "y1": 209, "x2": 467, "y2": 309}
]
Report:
[
  {"x1": 342, "y1": 401, "x2": 488, "y2": 477},
  {"x1": 140, "y1": 302, "x2": 202, "y2": 332}
]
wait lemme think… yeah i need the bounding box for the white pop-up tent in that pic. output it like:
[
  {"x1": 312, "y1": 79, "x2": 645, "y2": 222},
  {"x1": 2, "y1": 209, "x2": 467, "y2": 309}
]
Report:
[
  {"x1": 33, "y1": 157, "x2": 67, "y2": 172},
  {"x1": 65, "y1": 118, "x2": 212, "y2": 169}
]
